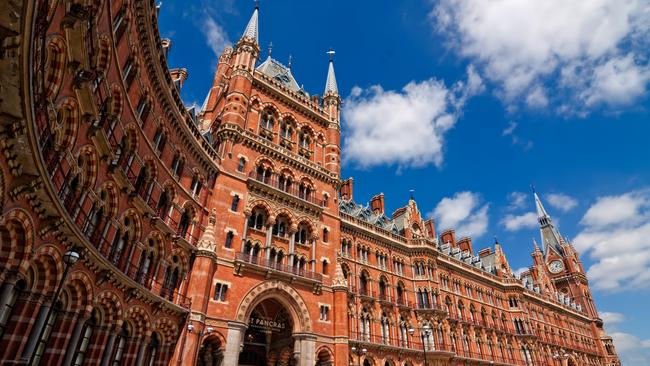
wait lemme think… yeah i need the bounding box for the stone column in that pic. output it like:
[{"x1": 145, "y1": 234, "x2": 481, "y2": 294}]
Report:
[
  {"x1": 135, "y1": 336, "x2": 148, "y2": 366},
  {"x1": 0, "y1": 281, "x2": 16, "y2": 316},
  {"x1": 21, "y1": 301, "x2": 49, "y2": 359},
  {"x1": 310, "y1": 238, "x2": 317, "y2": 272},
  {"x1": 288, "y1": 229, "x2": 296, "y2": 266},
  {"x1": 62, "y1": 313, "x2": 89, "y2": 366},
  {"x1": 265, "y1": 222, "x2": 273, "y2": 260},
  {"x1": 222, "y1": 321, "x2": 247, "y2": 365},
  {"x1": 294, "y1": 333, "x2": 316, "y2": 366},
  {"x1": 100, "y1": 327, "x2": 118, "y2": 366}
]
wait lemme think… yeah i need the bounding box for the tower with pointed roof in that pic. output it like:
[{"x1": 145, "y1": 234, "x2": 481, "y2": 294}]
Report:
[{"x1": 183, "y1": 4, "x2": 346, "y2": 366}]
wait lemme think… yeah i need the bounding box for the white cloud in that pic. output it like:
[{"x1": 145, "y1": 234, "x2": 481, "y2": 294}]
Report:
[
  {"x1": 581, "y1": 192, "x2": 647, "y2": 227},
  {"x1": 501, "y1": 122, "x2": 533, "y2": 150},
  {"x1": 432, "y1": 0, "x2": 650, "y2": 112},
  {"x1": 600, "y1": 311, "x2": 625, "y2": 326},
  {"x1": 506, "y1": 191, "x2": 527, "y2": 211},
  {"x1": 203, "y1": 16, "x2": 231, "y2": 56},
  {"x1": 501, "y1": 212, "x2": 538, "y2": 231},
  {"x1": 610, "y1": 332, "x2": 650, "y2": 365},
  {"x1": 513, "y1": 266, "x2": 529, "y2": 277},
  {"x1": 546, "y1": 193, "x2": 578, "y2": 212},
  {"x1": 342, "y1": 66, "x2": 483, "y2": 168},
  {"x1": 574, "y1": 189, "x2": 650, "y2": 291},
  {"x1": 430, "y1": 191, "x2": 489, "y2": 238}
]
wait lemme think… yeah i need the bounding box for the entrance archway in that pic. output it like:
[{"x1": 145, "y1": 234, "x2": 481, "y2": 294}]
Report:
[
  {"x1": 239, "y1": 298, "x2": 295, "y2": 366},
  {"x1": 197, "y1": 335, "x2": 223, "y2": 366}
]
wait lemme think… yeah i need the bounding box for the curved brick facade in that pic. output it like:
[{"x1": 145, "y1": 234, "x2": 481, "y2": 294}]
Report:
[{"x1": 0, "y1": 1, "x2": 620, "y2": 366}]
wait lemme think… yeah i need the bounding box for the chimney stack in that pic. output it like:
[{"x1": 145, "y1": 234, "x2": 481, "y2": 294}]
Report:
[{"x1": 370, "y1": 193, "x2": 385, "y2": 214}]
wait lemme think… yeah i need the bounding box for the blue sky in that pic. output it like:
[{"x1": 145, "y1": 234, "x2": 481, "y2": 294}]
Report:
[{"x1": 158, "y1": 1, "x2": 650, "y2": 363}]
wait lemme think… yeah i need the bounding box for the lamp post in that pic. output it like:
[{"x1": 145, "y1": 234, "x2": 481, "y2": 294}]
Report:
[
  {"x1": 410, "y1": 324, "x2": 431, "y2": 366},
  {"x1": 350, "y1": 346, "x2": 367, "y2": 366},
  {"x1": 28, "y1": 249, "x2": 80, "y2": 365}
]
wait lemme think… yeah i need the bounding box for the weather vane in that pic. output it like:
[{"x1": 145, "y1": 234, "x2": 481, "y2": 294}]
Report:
[{"x1": 326, "y1": 48, "x2": 335, "y2": 61}]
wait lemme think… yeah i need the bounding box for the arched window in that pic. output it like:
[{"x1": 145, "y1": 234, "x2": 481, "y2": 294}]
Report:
[
  {"x1": 171, "y1": 153, "x2": 184, "y2": 177},
  {"x1": 294, "y1": 223, "x2": 311, "y2": 245},
  {"x1": 237, "y1": 157, "x2": 246, "y2": 172},
  {"x1": 162, "y1": 256, "x2": 182, "y2": 300},
  {"x1": 146, "y1": 333, "x2": 160, "y2": 366},
  {"x1": 272, "y1": 216, "x2": 288, "y2": 237},
  {"x1": 260, "y1": 111, "x2": 275, "y2": 131},
  {"x1": 398, "y1": 317, "x2": 409, "y2": 347},
  {"x1": 359, "y1": 272, "x2": 369, "y2": 296},
  {"x1": 380, "y1": 313, "x2": 390, "y2": 344},
  {"x1": 178, "y1": 208, "x2": 193, "y2": 238},
  {"x1": 278, "y1": 173, "x2": 292, "y2": 192},
  {"x1": 156, "y1": 188, "x2": 172, "y2": 219},
  {"x1": 112, "y1": 322, "x2": 131, "y2": 366},
  {"x1": 137, "y1": 238, "x2": 157, "y2": 286},
  {"x1": 378, "y1": 278, "x2": 387, "y2": 300},
  {"x1": 190, "y1": 174, "x2": 203, "y2": 198},
  {"x1": 72, "y1": 309, "x2": 99, "y2": 365},
  {"x1": 248, "y1": 208, "x2": 267, "y2": 230},
  {"x1": 360, "y1": 308, "x2": 371, "y2": 341},
  {"x1": 152, "y1": 127, "x2": 166, "y2": 154}
]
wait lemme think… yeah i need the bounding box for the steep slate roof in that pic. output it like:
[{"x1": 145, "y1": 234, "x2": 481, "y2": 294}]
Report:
[{"x1": 256, "y1": 56, "x2": 307, "y2": 96}]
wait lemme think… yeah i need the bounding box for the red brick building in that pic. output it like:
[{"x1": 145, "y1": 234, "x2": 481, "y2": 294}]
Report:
[{"x1": 0, "y1": 1, "x2": 620, "y2": 366}]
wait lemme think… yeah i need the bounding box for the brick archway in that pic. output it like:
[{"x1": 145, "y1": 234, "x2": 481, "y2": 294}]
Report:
[{"x1": 235, "y1": 280, "x2": 312, "y2": 333}]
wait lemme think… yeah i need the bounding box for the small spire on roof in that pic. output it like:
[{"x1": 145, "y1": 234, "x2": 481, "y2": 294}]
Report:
[
  {"x1": 533, "y1": 238, "x2": 542, "y2": 253},
  {"x1": 241, "y1": 4, "x2": 259, "y2": 45}
]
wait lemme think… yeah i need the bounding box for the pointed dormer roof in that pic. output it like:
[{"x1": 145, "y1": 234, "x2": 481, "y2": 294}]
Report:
[
  {"x1": 533, "y1": 191, "x2": 564, "y2": 258},
  {"x1": 324, "y1": 51, "x2": 338, "y2": 95},
  {"x1": 241, "y1": 6, "x2": 259, "y2": 44}
]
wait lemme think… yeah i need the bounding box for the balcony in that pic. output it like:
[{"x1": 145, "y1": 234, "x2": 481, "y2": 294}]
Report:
[
  {"x1": 47, "y1": 166, "x2": 191, "y2": 310},
  {"x1": 453, "y1": 348, "x2": 526, "y2": 366},
  {"x1": 234, "y1": 252, "x2": 323, "y2": 289},
  {"x1": 348, "y1": 331, "x2": 455, "y2": 357},
  {"x1": 247, "y1": 171, "x2": 324, "y2": 208},
  {"x1": 415, "y1": 302, "x2": 448, "y2": 316}
]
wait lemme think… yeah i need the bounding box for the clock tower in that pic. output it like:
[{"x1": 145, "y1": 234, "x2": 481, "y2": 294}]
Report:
[{"x1": 533, "y1": 191, "x2": 597, "y2": 317}]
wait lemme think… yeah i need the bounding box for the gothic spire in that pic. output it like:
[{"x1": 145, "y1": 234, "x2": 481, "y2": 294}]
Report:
[
  {"x1": 324, "y1": 49, "x2": 338, "y2": 95},
  {"x1": 533, "y1": 191, "x2": 564, "y2": 258},
  {"x1": 241, "y1": 5, "x2": 259, "y2": 44}
]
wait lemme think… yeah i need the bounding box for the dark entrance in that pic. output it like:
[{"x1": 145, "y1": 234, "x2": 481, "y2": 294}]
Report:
[{"x1": 239, "y1": 299, "x2": 295, "y2": 366}]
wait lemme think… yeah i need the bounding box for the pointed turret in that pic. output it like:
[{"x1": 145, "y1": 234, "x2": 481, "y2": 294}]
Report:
[
  {"x1": 533, "y1": 191, "x2": 564, "y2": 258},
  {"x1": 324, "y1": 54, "x2": 339, "y2": 95},
  {"x1": 323, "y1": 49, "x2": 341, "y2": 175},
  {"x1": 241, "y1": 5, "x2": 259, "y2": 44}
]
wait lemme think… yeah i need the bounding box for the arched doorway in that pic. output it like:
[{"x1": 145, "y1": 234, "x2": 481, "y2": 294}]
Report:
[
  {"x1": 239, "y1": 298, "x2": 295, "y2": 366},
  {"x1": 198, "y1": 335, "x2": 223, "y2": 366}
]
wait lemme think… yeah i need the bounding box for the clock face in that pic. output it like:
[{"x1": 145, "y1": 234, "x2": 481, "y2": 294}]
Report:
[{"x1": 549, "y1": 260, "x2": 564, "y2": 274}]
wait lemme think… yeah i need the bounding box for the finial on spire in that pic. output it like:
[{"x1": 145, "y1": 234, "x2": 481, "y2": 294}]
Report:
[
  {"x1": 324, "y1": 49, "x2": 339, "y2": 95},
  {"x1": 531, "y1": 184, "x2": 536, "y2": 193},
  {"x1": 409, "y1": 189, "x2": 415, "y2": 200},
  {"x1": 288, "y1": 54, "x2": 292, "y2": 69},
  {"x1": 327, "y1": 48, "x2": 336, "y2": 61},
  {"x1": 255, "y1": 0, "x2": 259, "y2": 9},
  {"x1": 494, "y1": 236, "x2": 499, "y2": 245},
  {"x1": 268, "y1": 42, "x2": 273, "y2": 57}
]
